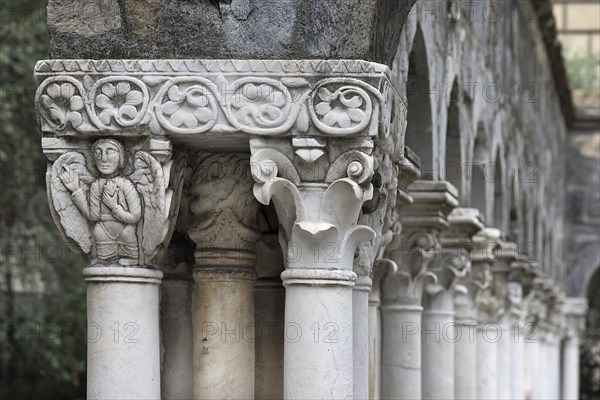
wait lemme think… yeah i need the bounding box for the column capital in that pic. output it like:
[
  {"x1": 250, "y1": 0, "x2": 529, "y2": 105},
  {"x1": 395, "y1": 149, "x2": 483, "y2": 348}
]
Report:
[
  {"x1": 561, "y1": 297, "x2": 588, "y2": 337},
  {"x1": 383, "y1": 181, "x2": 459, "y2": 305},
  {"x1": 40, "y1": 136, "x2": 186, "y2": 268}
]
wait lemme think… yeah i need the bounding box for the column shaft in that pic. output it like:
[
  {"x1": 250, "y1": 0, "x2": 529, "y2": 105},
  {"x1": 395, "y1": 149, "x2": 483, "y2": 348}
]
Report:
[
  {"x1": 476, "y1": 324, "x2": 499, "y2": 399},
  {"x1": 254, "y1": 279, "x2": 284, "y2": 400},
  {"x1": 193, "y1": 269, "x2": 256, "y2": 399},
  {"x1": 562, "y1": 335, "x2": 581, "y2": 400},
  {"x1": 353, "y1": 276, "x2": 371, "y2": 400},
  {"x1": 381, "y1": 305, "x2": 422, "y2": 399},
  {"x1": 454, "y1": 319, "x2": 477, "y2": 399},
  {"x1": 496, "y1": 322, "x2": 512, "y2": 399},
  {"x1": 160, "y1": 279, "x2": 194, "y2": 400},
  {"x1": 85, "y1": 267, "x2": 162, "y2": 400},
  {"x1": 422, "y1": 310, "x2": 455, "y2": 399},
  {"x1": 510, "y1": 326, "x2": 525, "y2": 400},
  {"x1": 282, "y1": 269, "x2": 355, "y2": 399},
  {"x1": 368, "y1": 299, "x2": 382, "y2": 399}
]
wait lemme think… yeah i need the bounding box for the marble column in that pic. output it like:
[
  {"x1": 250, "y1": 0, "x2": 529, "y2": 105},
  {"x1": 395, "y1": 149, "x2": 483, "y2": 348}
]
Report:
[
  {"x1": 507, "y1": 260, "x2": 528, "y2": 400},
  {"x1": 160, "y1": 264, "x2": 194, "y2": 400},
  {"x1": 38, "y1": 137, "x2": 185, "y2": 399},
  {"x1": 188, "y1": 152, "x2": 263, "y2": 399},
  {"x1": 491, "y1": 241, "x2": 519, "y2": 400},
  {"x1": 471, "y1": 228, "x2": 502, "y2": 400},
  {"x1": 520, "y1": 262, "x2": 542, "y2": 400},
  {"x1": 381, "y1": 180, "x2": 458, "y2": 400},
  {"x1": 254, "y1": 234, "x2": 285, "y2": 400},
  {"x1": 561, "y1": 297, "x2": 588, "y2": 400},
  {"x1": 440, "y1": 207, "x2": 484, "y2": 400}
]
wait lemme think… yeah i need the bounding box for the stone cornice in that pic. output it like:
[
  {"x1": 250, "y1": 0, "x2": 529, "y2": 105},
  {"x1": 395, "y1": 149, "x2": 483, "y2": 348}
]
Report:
[{"x1": 34, "y1": 59, "x2": 406, "y2": 151}]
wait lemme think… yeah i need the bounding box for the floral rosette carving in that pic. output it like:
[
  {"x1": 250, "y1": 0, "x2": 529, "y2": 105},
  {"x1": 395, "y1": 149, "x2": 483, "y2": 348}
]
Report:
[
  {"x1": 310, "y1": 81, "x2": 374, "y2": 135},
  {"x1": 36, "y1": 78, "x2": 88, "y2": 131},
  {"x1": 155, "y1": 79, "x2": 218, "y2": 133},
  {"x1": 227, "y1": 79, "x2": 296, "y2": 134},
  {"x1": 89, "y1": 78, "x2": 149, "y2": 129}
]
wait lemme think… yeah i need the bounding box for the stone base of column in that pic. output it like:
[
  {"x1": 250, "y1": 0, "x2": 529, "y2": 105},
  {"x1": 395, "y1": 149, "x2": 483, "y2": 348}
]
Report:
[{"x1": 84, "y1": 266, "x2": 162, "y2": 400}]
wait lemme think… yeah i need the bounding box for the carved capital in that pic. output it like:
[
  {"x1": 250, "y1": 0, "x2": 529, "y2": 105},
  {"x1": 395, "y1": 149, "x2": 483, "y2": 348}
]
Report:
[
  {"x1": 188, "y1": 152, "x2": 262, "y2": 269},
  {"x1": 42, "y1": 137, "x2": 185, "y2": 268},
  {"x1": 561, "y1": 297, "x2": 588, "y2": 338}
]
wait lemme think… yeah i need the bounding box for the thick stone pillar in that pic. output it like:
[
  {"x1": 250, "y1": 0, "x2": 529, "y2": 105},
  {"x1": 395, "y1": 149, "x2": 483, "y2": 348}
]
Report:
[
  {"x1": 37, "y1": 132, "x2": 185, "y2": 399},
  {"x1": 561, "y1": 297, "x2": 588, "y2": 400},
  {"x1": 381, "y1": 180, "x2": 458, "y2": 400},
  {"x1": 188, "y1": 152, "x2": 262, "y2": 399},
  {"x1": 440, "y1": 208, "x2": 484, "y2": 400}
]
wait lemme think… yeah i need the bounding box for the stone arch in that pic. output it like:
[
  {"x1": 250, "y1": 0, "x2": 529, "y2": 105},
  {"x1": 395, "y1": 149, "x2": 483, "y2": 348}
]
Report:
[
  {"x1": 404, "y1": 24, "x2": 435, "y2": 180},
  {"x1": 442, "y1": 80, "x2": 469, "y2": 201},
  {"x1": 492, "y1": 146, "x2": 506, "y2": 233},
  {"x1": 469, "y1": 122, "x2": 489, "y2": 219},
  {"x1": 567, "y1": 244, "x2": 600, "y2": 297}
]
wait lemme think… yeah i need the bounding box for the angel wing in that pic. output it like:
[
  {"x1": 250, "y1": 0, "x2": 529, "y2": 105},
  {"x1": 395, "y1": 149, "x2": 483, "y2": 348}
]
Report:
[
  {"x1": 48, "y1": 152, "x2": 93, "y2": 254},
  {"x1": 129, "y1": 151, "x2": 169, "y2": 263}
]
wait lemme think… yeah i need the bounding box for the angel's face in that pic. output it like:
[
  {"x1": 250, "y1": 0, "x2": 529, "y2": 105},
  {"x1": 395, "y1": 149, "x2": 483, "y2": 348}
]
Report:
[{"x1": 94, "y1": 142, "x2": 121, "y2": 175}]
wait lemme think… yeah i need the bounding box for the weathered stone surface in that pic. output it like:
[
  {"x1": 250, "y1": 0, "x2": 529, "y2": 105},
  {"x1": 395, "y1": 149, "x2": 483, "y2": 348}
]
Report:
[{"x1": 47, "y1": 0, "x2": 121, "y2": 36}]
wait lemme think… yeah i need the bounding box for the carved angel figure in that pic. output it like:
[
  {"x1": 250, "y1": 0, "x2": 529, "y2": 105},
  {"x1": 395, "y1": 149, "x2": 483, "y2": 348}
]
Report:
[{"x1": 49, "y1": 138, "x2": 177, "y2": 266}]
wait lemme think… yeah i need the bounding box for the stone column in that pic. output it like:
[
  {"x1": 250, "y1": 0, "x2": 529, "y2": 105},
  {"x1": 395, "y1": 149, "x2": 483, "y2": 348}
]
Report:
[
  {"x1": 471, "y1": 228, "x2": 502, "y2": 400},
  {"x1": 368, "y1": 259, "x2": 395, "y2": 400},
  {"x1": 254, "y1": 234, "x2": 285, "y2": 400},
  {"x1": 507, "y1": 260, "x2": 528, "y2": 400},
  {"x1": 561, "y1": 297, "x2": 588, "y2": 400},
  {"x1": 439, "y1": 208, "x2": 484, "y2": 400},
  {"x1": 491, "y1": 241, "x2": 518, "y2": 400},
  {"x1": 160, "y1": 263, "x2": 194, "y2": 400},
  {"x1": 248, "y1": 62, "x2": 404, "y2": 398},
  {"x1": 381, "y1": 180, "x2": 458, "y2": 400},
  {"x1": 37, "y1": 135, "x2": 185, "y2": 399},
  {"x1": 520, "y1": 262, "x2": 542, "y2": 400},
  {"x1": 188, "y1": 152, "x2": 262, "y2": 399},
  {"x1": 355, "y1": 156, "x2": 401, "y2": 400},
  {"x1": 545, "y1": 288, "x2": 566, "y2": 400}
]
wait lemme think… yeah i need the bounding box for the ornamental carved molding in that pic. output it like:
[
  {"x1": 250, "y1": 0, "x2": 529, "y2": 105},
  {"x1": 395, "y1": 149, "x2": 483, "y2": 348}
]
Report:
[
  {"x1": 35, "y1": 59, "x2": 405, "y2": 143},
  {"x1": 35, "y1": 59, "x2": 406, "y2": 273},
  {"x1": 45, "y1": 137, "x2": 185, "y2": 267}
]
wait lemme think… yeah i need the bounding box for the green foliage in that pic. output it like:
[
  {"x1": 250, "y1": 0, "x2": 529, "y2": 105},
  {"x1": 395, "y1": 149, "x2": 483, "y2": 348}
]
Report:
[
  {"x1": 565, "y1": 53, "x2": 600, "y2": 91},
  {"x1": 0, "y1": 1, "x2": 87, "y2": 398}
]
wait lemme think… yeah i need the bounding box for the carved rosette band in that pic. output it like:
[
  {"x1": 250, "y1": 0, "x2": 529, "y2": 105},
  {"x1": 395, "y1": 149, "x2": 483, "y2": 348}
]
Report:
[{"x1": 35, "y1": 60, "x2": 404, "y2": 140}]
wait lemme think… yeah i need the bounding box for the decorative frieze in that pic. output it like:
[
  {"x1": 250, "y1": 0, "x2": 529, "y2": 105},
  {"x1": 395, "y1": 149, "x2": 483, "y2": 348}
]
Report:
[{"x1": 35, "y1": 59, "x2": 405, "y2": 145}]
